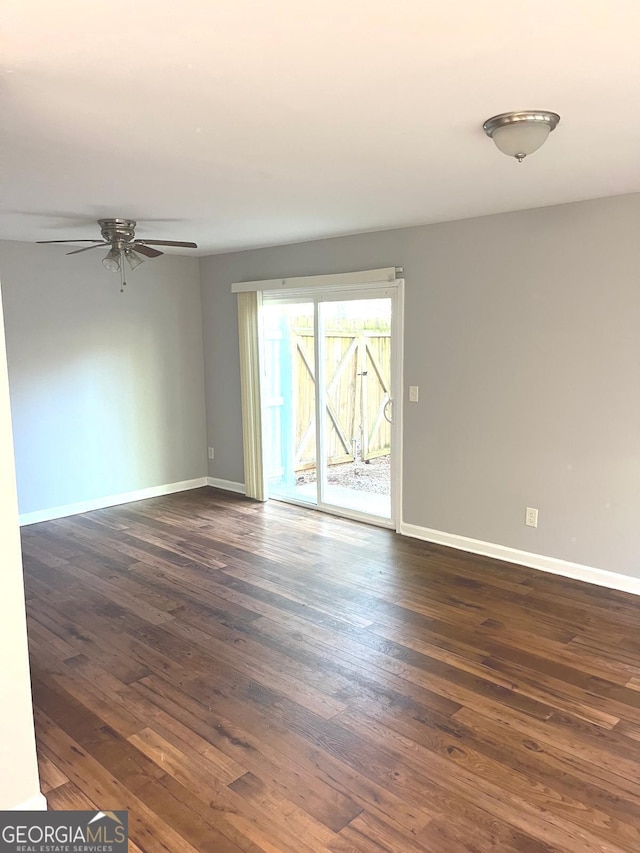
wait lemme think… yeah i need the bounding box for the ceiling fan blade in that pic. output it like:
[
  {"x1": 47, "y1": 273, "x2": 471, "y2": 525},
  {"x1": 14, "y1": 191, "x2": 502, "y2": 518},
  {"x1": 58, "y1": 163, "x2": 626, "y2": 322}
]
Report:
[
  {"x1": 134, "y1": 240, "x2": 198, "y2": 248},
  {"x1": 132, "y1": 243, "x2": 163, "y2": 258},
  {"x1": 37, "y1": 239, "x2": 103, "y2": 244},
  {"x1": 66, "y1": 243, "x2": 108, "y2": 255}
]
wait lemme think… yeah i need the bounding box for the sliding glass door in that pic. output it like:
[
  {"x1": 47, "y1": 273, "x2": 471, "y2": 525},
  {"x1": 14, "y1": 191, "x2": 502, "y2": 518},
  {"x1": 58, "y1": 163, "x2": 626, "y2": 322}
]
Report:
[{"x1": 262, "y1": 287, "x2": 398, "y2": 526}]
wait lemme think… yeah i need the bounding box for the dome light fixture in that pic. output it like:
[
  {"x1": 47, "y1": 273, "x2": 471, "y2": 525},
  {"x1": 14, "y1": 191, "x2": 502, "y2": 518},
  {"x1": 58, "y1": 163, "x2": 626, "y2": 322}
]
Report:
[{"x1": 483, "y1": 111, "x2": 560, "y2": 162}]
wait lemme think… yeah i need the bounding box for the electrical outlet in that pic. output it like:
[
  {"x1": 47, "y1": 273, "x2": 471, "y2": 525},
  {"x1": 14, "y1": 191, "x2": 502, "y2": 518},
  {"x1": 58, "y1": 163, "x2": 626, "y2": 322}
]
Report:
[
  {"x1": 525, "y1": 507, "x2": 538, "y2": 528},
  {"x1": 409, "y1": 385, "x2": 419, "y2": 402},
  {"x1": 208, "y1": 447, "x2": 215, "y2": 460}
]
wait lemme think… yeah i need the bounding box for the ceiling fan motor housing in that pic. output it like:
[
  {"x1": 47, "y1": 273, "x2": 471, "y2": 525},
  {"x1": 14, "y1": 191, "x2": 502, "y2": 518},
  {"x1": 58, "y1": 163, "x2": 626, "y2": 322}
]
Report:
[{"x1": 98, "y1": 218, "x2": 137, "y2": 245}]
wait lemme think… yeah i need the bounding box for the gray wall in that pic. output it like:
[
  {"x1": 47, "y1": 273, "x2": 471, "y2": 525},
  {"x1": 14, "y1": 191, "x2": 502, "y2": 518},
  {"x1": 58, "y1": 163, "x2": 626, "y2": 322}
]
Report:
[
  {"x1": 200, "y1": 193, "x2": 640, "y2": 579},
  {"x1": 1, "y1": 241, "x2": 207, "y2": 516}
]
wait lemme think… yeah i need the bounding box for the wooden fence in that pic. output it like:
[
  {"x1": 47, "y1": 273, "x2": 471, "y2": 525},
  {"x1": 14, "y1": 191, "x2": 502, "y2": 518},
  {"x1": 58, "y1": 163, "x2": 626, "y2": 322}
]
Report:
[{"x1": 292, "y1": 325, "x2": 391, "y2": 470}]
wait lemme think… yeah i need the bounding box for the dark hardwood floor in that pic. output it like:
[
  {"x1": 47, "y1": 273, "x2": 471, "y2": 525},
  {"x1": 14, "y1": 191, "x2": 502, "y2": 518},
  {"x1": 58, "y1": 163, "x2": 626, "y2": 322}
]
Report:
[{"x1": 22, "y1": 487, "x2": 640, "y2": 852}]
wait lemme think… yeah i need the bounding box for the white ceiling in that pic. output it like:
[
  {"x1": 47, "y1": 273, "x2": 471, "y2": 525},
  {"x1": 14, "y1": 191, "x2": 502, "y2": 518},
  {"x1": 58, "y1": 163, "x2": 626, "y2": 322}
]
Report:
[{"x1": 3, "y1": 0, "x2": 640, "y2": 255}]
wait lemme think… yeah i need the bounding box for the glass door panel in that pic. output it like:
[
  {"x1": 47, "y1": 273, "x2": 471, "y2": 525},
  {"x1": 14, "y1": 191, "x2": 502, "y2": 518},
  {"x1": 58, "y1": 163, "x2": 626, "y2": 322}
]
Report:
[
  {"x1": 262, "y1": 301, "x2": 317, "y2": 504},
  {"x1": 319, "y1": 298, "x2": 392, "y2": 519}
]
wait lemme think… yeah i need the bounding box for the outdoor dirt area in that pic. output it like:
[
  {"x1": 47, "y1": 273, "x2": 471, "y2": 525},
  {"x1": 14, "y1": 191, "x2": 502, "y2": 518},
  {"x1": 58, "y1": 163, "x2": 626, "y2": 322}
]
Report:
[{"x1": 297, "y1": 454, "x2": 390, "y2": 495}]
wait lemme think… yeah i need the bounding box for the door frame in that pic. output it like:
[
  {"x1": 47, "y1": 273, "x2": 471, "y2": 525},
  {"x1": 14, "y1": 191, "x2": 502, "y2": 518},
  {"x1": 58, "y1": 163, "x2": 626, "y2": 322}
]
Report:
[{"x1": 233, "y1": 267, "x2": 404, "y2": 532}]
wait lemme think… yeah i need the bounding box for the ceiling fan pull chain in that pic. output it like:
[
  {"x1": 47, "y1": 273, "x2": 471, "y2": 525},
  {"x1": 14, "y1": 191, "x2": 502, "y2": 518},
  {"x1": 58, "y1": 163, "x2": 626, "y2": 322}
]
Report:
[{"x1": 120, "y1": 250, "x2": 126, "y2": 293}]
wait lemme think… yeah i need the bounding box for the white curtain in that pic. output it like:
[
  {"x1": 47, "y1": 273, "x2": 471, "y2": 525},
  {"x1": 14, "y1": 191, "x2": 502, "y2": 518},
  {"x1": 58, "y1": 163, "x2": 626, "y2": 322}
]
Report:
[{"x1": 237, "y1": 290, "x2": 266, "y2": 500}]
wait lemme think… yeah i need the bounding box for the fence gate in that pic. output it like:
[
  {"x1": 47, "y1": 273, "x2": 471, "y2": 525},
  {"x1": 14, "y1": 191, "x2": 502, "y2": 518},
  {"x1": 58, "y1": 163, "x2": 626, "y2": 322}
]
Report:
[
  {"x1": 293, "y1": 329, "x2": 390, "y2": 471},
  {"x1": 360, "y1": 333, "x2": 391, "y2": 461}
]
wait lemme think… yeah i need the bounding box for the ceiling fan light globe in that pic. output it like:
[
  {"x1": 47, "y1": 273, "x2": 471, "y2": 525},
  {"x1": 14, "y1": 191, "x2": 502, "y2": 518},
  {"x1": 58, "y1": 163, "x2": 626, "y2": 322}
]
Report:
[
  {"x1": 124, "y1": 249, "x2": 145, "y2": 271},
  {"x1": 102, "y1": 247, "x2": 121, "y2": 272}
]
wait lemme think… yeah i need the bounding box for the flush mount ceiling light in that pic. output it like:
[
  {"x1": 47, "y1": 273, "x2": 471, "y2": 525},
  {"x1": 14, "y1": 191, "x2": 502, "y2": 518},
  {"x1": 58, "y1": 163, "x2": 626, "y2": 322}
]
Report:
[{"x1": 483, "y1": 111, "x2": 560, "y2": 162}]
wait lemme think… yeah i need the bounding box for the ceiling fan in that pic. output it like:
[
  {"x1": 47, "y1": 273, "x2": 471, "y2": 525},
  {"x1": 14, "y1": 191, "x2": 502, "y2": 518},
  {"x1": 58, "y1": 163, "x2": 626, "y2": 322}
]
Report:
[{"x1": 37, "y1": 218, "x2": 198, "y2": 292}]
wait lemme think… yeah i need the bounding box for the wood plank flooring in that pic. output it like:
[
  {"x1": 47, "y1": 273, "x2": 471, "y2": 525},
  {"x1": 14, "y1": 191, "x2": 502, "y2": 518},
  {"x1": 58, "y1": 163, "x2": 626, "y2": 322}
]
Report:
[{"x1": 22, "y1": 487, "x2": 640, "y2": 852}]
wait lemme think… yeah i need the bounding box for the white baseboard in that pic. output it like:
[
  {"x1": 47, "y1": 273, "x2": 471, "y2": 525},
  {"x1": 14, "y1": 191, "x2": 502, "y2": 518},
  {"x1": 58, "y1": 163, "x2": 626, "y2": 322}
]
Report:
[
  {"x1": 11, "y1": 792, "x2": 48, "y2": 810},
  {"x1": 207, "y1": 477, "x2": 246, "y2": 494},
  {"x1": 399, "y1": 521, "x2": 640, "y2": 596},
  {"x1": 19, "y1": 478, "x2": 209, "y2": 526}
]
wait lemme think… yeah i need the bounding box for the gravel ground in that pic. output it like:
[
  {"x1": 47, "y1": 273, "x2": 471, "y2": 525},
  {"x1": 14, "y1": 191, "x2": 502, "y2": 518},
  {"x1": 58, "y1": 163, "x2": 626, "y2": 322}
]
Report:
[{"x1": 297, "y1": 454, "x2": 390, "y2": 495}]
